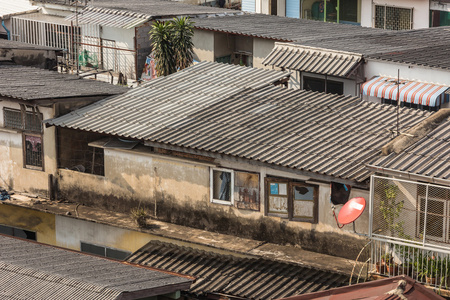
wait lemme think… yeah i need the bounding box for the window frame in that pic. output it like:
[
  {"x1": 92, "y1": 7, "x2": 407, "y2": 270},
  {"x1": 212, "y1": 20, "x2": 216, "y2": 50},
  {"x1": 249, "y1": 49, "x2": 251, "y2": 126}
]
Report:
[
  {"x1": 417, "y1": 196, "x2": 448, "y2": 243},
  {"x1": 23, "y1": 132, "x2": 44, "y2": 171},
  {"x1": 80, "y1": 241, "x2": 131, "y2": 260},
  {"x1": 265, "y1": 177, "x2": 319, "y2": 223},
  {"x1": 210, "y1": 167, "x2": 235, "y2": 206}
]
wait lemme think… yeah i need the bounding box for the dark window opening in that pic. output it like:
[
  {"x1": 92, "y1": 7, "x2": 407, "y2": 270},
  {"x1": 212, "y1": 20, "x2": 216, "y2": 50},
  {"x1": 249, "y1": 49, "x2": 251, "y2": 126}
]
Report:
[
  {"x1": 80, "y1": 242, "x2": 131, "y2": 260},
  {"x1": 24, "y1": 134, "x2": 43, "y2": 169},
  {"x1": 270, "y1": 0, "x2": 277, "y2": 15},
  {"x1": 3, "y1": 108, "x2": 42, "y2": 132},
  {"x1": 303, "y1": 76, "x2": 344, "y2": 95},
  {"x1": 0, "y1": 225, "x2": 37, "y2": 241},
  {"x1": 381, "y1": 98, "x2": 440, "y2": 112}
]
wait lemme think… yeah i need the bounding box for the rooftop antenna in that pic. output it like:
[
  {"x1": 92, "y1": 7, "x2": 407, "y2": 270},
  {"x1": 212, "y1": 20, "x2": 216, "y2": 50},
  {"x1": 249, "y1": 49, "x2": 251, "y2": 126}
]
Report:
[{"x1": 332, "y1": 197, "x2": 366, "y2": 233}]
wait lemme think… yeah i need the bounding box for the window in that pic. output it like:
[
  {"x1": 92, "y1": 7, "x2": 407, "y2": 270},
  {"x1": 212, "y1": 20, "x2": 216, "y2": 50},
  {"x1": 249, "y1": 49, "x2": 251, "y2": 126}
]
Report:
[
  {"x1": 4, "y1": 108, "x2": 44, "y2": 170},
  {"x1": 0, "y1": 224, "x2": 36, "y2": 240},
  {"x1": 303, "y1": 76, "x2": 343, "y2": 95},
  {"x1": 265, "y1": 178, "x2": 318, "y2": 223},
  {"x1": 80, "y1": 242, "x2": 131, "y2": 260},
  {"x1": 3, "y1": 108, "x2": 42, "y2": 132},
  {"x1": 375, "y1": 5, "x2": 412, "y2": 30},
  {"x1": 211, "y1": 168, "x2": 234, "y2": 205},
  {"x1": 234, "y1": 171, "x2": 260, "y2": 211},
  {"x1": 418, "y1": 197, "x2": 449, "y2": 243}
]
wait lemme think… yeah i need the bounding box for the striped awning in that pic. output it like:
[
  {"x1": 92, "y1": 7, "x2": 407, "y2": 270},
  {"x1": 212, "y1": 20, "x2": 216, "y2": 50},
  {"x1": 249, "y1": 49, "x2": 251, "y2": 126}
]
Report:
[{"x1": 361, "y1": 76, "x2": 449, "y2": 107}]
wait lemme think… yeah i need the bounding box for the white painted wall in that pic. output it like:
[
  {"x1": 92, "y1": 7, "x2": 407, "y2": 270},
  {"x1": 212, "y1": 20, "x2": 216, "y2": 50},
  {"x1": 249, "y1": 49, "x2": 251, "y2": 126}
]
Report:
[{"x1": 361, "y1": 0, "x2": 430, "y2": 28}]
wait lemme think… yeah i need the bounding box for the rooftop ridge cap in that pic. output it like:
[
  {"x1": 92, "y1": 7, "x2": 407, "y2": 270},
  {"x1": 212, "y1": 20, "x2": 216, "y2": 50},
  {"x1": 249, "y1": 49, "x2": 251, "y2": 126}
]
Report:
[
  {"x1": 381, "y1": 108, "x2": 450, "y2": 156},
  {"x1": 273, "y1": 42, "x2": 363, "y2": 57}
]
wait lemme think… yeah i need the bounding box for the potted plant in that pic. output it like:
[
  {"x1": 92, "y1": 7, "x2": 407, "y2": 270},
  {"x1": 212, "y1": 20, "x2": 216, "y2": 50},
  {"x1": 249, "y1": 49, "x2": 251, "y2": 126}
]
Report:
[{"x1": 131, "y1": 207, "x2": 149, "y2": 228}]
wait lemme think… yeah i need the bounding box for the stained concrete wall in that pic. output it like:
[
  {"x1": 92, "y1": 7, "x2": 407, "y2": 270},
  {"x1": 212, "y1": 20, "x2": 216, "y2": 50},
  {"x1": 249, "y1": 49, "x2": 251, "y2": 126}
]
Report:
[
  {"x1": 193, "y1": 29, "x2": 214, "y2": 62},
  {"x1": 0, "y1": 48, "x2": 58, "y2": 70},
  {"x1": 214, "y1": 32, "x2": 235, "y2": 60},
  {"x1": 58, "y1": 144, "x2": 370, "y2": 259},
  {"x1": 0, "y1": 204, "x2": 56, "y2": 245},
  {"x1": 0, "y1": 101, "x2": 56, "y2": 196},
  {"x1": 253, "y1": 38, "x2": 275, "y2": 69}
]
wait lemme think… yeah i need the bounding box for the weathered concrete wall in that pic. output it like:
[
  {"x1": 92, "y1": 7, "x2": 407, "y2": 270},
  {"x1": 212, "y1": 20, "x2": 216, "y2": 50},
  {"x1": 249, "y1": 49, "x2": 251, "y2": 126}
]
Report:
[
  {"x1": 193, "y1": 29, "x2": 214, "y2": 62},
  {"x1": 214, "y1": 32, "x2": 235, "y2": 60},
  {"x1": 253, "y1": 38, "x2": 275, "y2": 69},
  {"x1": 0, "y1": 101, "x2": 56, "y2": 196},
  {"x1": 58, "y1": 145, "x2": 370, "y2": 259},
  {"x1": 0, "y1": 48, "x2": 57, "y2": 70},
  {"x1": 0, "y1": 204, "x2": 56, "y2": 245}
]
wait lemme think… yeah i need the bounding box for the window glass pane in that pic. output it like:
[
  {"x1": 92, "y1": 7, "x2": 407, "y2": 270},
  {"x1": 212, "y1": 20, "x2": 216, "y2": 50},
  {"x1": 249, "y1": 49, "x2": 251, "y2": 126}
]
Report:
[
  {"x1": 270, "y1": 183, "x2": 279, "y2": 195},
  {"x1": 25, "y1": 135, "x2": 42, "y2": 167},
  {"x1": 81, "y1": 242, "x2": 105, "y2": 256},
  {"x1": 278, "y1": 183, "x2": 287, "y2": 195},
  {"x1": 14, "y1": 229, "x2": 36, "y2": 241},
  {"x1": 0, "y1": 225, "x2": 14, "y2": 236},
  {"x1": 3, "y1": 108, "x2": 22, "y2": 130},
  {"x1": 212, "y1": 170, "x2": 231, "y2": 201},
  {"x1": 268, "y1": 196, "x2": 288, "y2": 215},
  {"x1": 339, "y1": 0, "x2": 360, "y2": 23},
  {"x1": 294, "y1": 186, "x2": 314, "y2": 200},
  {"x1": 293, "y1": 200, "x2": 315, "y2": 218},
  {"x1": 234, "y1": 171, "x2": 260, "y2": 211},
  {"x1": 25, "y1": 112, "x2": 42, "y2": 132}
]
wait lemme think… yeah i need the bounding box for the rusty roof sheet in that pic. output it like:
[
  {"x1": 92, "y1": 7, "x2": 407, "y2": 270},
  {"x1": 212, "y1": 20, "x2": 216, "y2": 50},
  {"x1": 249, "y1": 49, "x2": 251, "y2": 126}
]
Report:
[
  {"x1": 127, "y1": 240, "x2": 351, "y2": 300},
  {"x1": 263, "y1": 43, "x2": 363, "y2": 77},
  {"x1": 44, "y1": 61, "x2": 432, "y2": 183}
]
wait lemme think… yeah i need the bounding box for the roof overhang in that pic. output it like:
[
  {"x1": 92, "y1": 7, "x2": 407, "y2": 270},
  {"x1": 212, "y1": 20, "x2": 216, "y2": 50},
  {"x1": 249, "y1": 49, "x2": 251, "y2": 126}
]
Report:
[
  {"x1": 262, "y1": 42, "x2": 363, "y2": 78},
  {"x1": 361, "y1": 76, "x2": 449, "y2": 107},
  {"x1": 366, "y1": 165, "x2": 450, "y2": 187}
]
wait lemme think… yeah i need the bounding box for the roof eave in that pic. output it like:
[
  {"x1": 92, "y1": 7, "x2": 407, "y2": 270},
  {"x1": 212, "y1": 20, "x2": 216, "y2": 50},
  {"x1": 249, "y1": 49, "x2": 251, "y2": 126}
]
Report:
[{"x1": 366, "y1": 165, "x2": 450, "y2": 187}]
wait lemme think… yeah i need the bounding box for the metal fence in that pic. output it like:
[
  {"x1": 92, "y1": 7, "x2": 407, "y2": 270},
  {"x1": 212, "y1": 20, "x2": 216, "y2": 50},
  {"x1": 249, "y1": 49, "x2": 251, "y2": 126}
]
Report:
[{"x1": 369, "y1": 175, "x2": 450, "y2": 287}]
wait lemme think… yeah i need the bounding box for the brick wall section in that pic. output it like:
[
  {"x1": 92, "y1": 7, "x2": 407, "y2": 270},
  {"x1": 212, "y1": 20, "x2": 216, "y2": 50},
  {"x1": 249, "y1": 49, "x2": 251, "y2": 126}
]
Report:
[{"x1": 136, "y1": 23, "x2": 153, "y2": 80}]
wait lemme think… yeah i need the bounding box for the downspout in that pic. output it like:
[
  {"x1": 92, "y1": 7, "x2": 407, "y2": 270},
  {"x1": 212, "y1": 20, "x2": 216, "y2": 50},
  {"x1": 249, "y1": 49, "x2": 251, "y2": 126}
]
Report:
[{"x1": 2, "y1": 20, "x2": 11, "y2": 40}]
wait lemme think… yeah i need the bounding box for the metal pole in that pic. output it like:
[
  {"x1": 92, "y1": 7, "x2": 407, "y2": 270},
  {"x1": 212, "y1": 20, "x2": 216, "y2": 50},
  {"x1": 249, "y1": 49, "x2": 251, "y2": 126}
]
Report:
[
  {"x1": 396, "y1": 69, "x2": 400, "y2": 136},
  {"x1": 76, "y1": 0, "x2": 79, "y2": 76}
]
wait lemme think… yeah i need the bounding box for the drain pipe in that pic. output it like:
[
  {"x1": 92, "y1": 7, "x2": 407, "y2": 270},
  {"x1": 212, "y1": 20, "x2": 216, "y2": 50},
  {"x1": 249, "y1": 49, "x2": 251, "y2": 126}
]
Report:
[{"x1": 2, "y1": 20, "x2": 11, "y2": 40}]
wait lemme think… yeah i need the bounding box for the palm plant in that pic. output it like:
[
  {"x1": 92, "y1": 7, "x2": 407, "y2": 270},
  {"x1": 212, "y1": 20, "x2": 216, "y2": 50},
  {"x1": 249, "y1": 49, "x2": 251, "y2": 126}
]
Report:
[
  {"x1": 150, "y1": 21, "x2": 176, "y2": 77},
  {"x1": 149, "y1": 17, "x2": 194, "y2": 77},
  {"x1": 171, "y1": 17, "x2": 194, "y2": 70}
]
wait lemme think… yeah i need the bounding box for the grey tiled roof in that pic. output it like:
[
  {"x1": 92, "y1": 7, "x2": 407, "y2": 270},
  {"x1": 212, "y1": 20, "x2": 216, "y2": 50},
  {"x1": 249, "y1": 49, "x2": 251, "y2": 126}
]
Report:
[
  {"x1": 0, "y1": 64, "x2": 128, "y2": 101},
  {"x1": 45, "y1": 61, "x2": 432, "y2": 183},
  {"x1": 127, "y1": 241, "x2": 352, "y2": 300},
  {"x1": 369, "y1": 117, "x2": 450, "y2": 185},
  {"x1": 0, "y1": 235, "x2": 192, "y2": 300},
  {"x1": 193, "y1": 14, "x2": 383, "y2": 42},
  {"x1": 33, "y1": 0, "x2": 238, "y2": 18},
  {"x1": 295, "y1": 27, "x2": 450, "y2": 70}
]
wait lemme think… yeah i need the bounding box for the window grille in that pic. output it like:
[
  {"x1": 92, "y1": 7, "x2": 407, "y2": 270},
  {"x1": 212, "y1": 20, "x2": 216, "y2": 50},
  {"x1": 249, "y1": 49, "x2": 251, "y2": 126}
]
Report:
[
  {"x1": 25, "y1": 135, "x2": 43, "y2": 169},
  {"x1": 3, "y1": 108, "x2": 42, "y2": 132},
  {"x1": 374, "y1": 5, "x2": 412, "y2": 30}
]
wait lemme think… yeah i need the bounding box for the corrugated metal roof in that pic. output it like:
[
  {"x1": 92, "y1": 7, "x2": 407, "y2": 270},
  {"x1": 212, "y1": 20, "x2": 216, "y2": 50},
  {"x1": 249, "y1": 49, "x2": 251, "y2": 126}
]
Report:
[
  {"x1": 193, "y1": 14, "x2": 383, "y2": 42},
  {"x1": 369, "y1": 116, "x2": 450, "y2": 184},
  {"x1": 0, "y1": 235, "x2": 192, "y2": 300},
  {"x1": 0, "y1": 0, "x2": 38, "y2": 18},
  {"x1": 127, "y1": 241, "x2": 351, "y2": 300},
  {"x1": 45, "y1": 61, "x2": 432, "y2": 183},
  {"x1": 0, "y1": 64, "x2": 128, "y2": 101},
  {"x1": 263, "y1": 43, "x2": 363, "y2": 78},
  {"x1": 12, "y1": 12, "x2": 72, "y2": 25},
  {"x1": 66, "y1": 6, "x2": 150, "y2": 29}
]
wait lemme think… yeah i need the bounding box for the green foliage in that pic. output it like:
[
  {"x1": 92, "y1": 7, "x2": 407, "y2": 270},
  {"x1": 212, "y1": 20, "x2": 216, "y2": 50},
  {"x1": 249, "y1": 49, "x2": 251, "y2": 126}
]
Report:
[
  {"x1": 379, "y1": 184, "x2": 409, "y2": 238},
  {"x1": 131, "y1": 207, "x2": 148, "y2": 228},
  {"x1": 149, "y1": 17, "x2": 194, "y2": 77}
]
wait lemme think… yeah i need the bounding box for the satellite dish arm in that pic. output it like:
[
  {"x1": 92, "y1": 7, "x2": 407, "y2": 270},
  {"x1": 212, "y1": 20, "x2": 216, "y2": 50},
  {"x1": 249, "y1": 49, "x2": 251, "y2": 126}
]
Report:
[{"x1": 332, "y1": 205, "x2": 345, "y2": 229}]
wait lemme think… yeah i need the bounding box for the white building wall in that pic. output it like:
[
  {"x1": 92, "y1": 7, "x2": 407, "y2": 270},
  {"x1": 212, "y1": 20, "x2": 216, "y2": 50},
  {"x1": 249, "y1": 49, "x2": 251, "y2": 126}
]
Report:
[{"x1": 361, "y1": 0, "x2": 430, "y2": 28}]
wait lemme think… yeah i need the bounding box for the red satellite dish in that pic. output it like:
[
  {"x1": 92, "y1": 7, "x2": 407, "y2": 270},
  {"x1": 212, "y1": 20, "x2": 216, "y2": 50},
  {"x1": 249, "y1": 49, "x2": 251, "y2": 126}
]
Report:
[{"x1": 337, "y1": 197, "x2": 366, "y2": 225}]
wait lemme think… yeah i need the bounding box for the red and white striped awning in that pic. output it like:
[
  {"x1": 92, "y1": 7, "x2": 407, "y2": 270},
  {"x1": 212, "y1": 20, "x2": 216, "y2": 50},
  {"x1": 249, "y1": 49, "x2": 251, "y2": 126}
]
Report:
[{"x1": 361, "y1": 76, "x2": 449, "y2": 107}]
